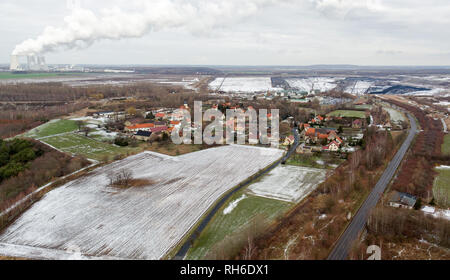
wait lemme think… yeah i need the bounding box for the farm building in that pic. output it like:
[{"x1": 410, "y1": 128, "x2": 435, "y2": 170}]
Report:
[
  {"x1": 134, "y1": 131, "x2": 152, "y2": 141},
  {"x1": 388, "y1": 191, "x2": 417, "y2": 209},
  {"x1": 125, "y1": 123, "x2": 155, "y2": 133},
  {"x1": 150, "y1": 126, "x2": 169, "y2": 134}
]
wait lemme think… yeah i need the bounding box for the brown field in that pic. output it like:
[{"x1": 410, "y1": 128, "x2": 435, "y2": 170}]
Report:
[{"x1": 144, "y1": 142, "x2": 215, "y2": 156}]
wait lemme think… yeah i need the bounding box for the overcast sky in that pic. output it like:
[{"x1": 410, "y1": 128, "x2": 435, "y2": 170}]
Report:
[{"x1": 1, "y1": 0, "x2": 450, "y2": 66}]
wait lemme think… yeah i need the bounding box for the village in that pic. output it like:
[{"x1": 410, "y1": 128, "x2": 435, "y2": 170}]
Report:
[{"x1": 0, "y1": 73, "x2": 448, "y2": 261}]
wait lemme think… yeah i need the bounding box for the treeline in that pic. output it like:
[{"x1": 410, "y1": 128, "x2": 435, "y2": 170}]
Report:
[
  {"x1": 370, "y1": 105, "x2": 389, "y2": 125},
  {"x1": 0, "y1": 82, "x2": 186, "y2": 102},
  {"x1": 0, "y1": 139, "x2": 90, "y2": 212},
  {"x1": 0, "y1": 139, "x2": 44, "y2": 182},
  {"x1": 387, "y1": 99, "x2": 447, "y2": 201},
  {"x1": 0, "y1": 81, "x2": 204, "y2": 138},
  {"x1": 0, "y1": 102, "x2": 89, "y2": 139},
  {"x1": 350, "y1": 206, "x2": 450, "y2": 259}
]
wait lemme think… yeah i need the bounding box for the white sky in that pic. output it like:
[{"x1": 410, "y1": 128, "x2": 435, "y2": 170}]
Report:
[{"x1": 1, "y1": 0, "x2": 450, "y2": 66}]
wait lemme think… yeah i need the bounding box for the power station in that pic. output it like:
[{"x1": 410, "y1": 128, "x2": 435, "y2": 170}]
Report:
[{"x1": 10, "y1": 54, "x2": 48, "y2": 72}]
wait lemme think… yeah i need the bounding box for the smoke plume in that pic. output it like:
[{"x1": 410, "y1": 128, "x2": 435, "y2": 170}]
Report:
[{"x1": 12, "y1": 0, "x2": 286, "y2": 56}]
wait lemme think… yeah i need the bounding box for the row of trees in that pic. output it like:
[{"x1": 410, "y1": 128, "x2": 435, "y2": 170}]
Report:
[
  {"x1": 0, "y1": 102, "x2": 89, "y2": 139},
  {"x1": 350, "y1": 206, "x2": 450, "y2": 259},
  {"x1": 388, "y1": 99, "x2": 447, "y2": 201}
]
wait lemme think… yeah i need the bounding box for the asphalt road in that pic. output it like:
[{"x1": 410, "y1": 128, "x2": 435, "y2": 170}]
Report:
[
  {"x1": 328, "y1": 113, "x2": 418, "y2": 260},
  {"x1": 172, "y1": 128, "x2": 300, "y2": 260}
]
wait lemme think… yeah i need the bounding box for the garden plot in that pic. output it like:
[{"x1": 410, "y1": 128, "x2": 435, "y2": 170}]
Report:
[
  {"x1": 209, "y1": 77, "x2": 281, "y2": 93},
  {"x1": 0, "y1": 145, "x2": 283, "y2": 260},
  {"x1": 247, "y1": 165, "x2": 327, "y2": 203},
  {"x1": 41, "y1": 133, "x2": 133, "y2": 161},
  {"x1": 285, "y1": 77, "x2": 338, "y2": 93}
]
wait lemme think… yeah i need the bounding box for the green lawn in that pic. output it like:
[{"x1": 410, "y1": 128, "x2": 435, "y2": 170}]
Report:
[
  {"x1": 442, "y1": 134, "x2": 450, "y2": 156},
  {"x1": 41, "y1": 133, "x2": 140, "y2": 161},
  {"x1": 186, "y1": 193, "x2": 292, "y2": 260},
  {"x1": 434, "y1": 168, "x2": 450, "y2": 207},
  {"x1": 354, "y1": 105, "x2": 373, "y2": 110},
  {"x1": 0, "y1": 72, "x2": 85, "y2": 80},
  {"x1": 327, "y1": 110, "x2": 367, "y2": 119},
  {"x1": 23, "y1": 119, "x2": 79, "y2": 139}
]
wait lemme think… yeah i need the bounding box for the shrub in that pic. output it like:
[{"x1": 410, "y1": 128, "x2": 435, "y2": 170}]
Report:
[{"x1": 114, "y1": 137, "x2": 129, "y2": 147}]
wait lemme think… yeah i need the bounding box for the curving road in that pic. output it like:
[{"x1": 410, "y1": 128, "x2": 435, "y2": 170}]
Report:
[
  {"x1": 172, "y1": 128, "x2": 300, "y2": 260},
  {"x1": 328, "y1": 113, "x2": 418, "y2": 260}
]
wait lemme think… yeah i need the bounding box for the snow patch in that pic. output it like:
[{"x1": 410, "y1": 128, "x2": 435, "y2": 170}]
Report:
[
  {"x1": 247, "y1": 165, "x2": 327, "y2": 203},
  {"x1": 223, "y1": 195, "x2": 247, "y2": 215},
  {"x1": 436, "y1": 165, "x2": 450, "y2": 170},
  {"x1": 345, "y1": 81, "x2": 374, "y2": 95},
  {"x1": 209, "y1": 77, "x2": 281, "y2": 93},
  {"x1": 285, "y1": 77, "x2": 338, "y2": 93}
]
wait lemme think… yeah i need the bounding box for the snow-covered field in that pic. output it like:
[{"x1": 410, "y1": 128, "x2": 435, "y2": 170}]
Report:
[
  {"x1": 345, "y1": 81, "x2": 374, "y2": 95},
  {"x1": 405, "y1": 87, "x2": 447, "y2": 96},
  {"x1": 0, "y1": 145, "x2": 283, "y2": 260},
  {"x1": 247, "y1": 165, "x2": 327, "y2": 203},
  {"x1": 420, "y1": 75, "x2": 450, "y2": 82},
  {"x1": 285, "y1": 77, "x2": 338, "y2": 93},
  {"x1": 209, "y1": 77, "x2": 281, "y2": 93}
]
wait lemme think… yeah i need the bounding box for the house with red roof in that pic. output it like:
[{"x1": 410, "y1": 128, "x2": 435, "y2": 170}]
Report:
[
  {"x1": 300, "y1": 123, "x2": 310, "y2": 130},
  {"x1": 318, "y1": 133, "x2": 328, "y2": 141},
  {"x1": 155, "y1": 112, "x2": 167, "y2": 120},
  {"x1": 125, "y1": 123, "x2": 155, "y2": 133},
  {"x1": 150, "y1": 126, "x2": 169, "y2": 134},
  {"x1": 310, "y1": 115, "x2": 325, "y2": 125},
  {"x1": 169, "y1": 121, "x2": 181, "y2": 128},
  {"x1": 283, "y1": 135, "x2": 295, "y2": 146},
  {"x1": 323, "y1": 141, "x2": 341, "y2": 152},
  {"x1": 301, "y1": 126, "x2": 345, "y2": 148}
]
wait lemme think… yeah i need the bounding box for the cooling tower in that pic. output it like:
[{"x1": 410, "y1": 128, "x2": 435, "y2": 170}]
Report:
[
  {"x1": 37, "y1": 56, "x2": 49, "y2": 71},
  {"x1": 27, "y1": 54, "x2": 40, "y2": 71},
  {"x1": 10, "y1": 54, "x2": 48, "y2": 72},
  {"x1": 10, "y1": 55, "x2": 20, "y2": 71}
]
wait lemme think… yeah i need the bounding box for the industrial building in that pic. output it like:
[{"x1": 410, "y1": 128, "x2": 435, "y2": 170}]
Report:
[{"x1": 10, "y1": 54, "x2": 48, "y2": 72}]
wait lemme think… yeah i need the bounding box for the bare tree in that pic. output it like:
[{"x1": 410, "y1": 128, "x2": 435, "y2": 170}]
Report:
[{"x1": 108, "y1": 169, "x2": 134, "y2": 188}]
